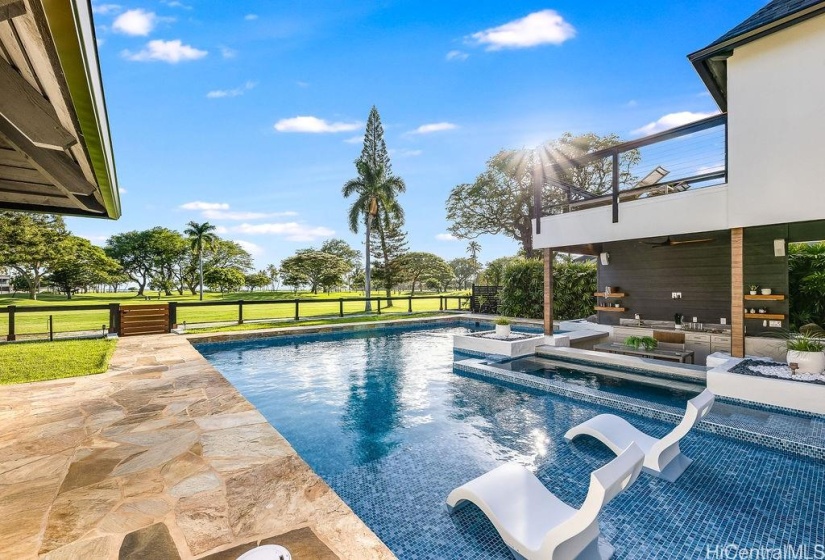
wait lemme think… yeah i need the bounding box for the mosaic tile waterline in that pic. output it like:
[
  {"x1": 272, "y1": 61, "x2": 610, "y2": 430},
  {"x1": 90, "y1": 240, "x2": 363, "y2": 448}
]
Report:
[{"x1": 197, "y1": 326, "x2": 825, "y2": 559}]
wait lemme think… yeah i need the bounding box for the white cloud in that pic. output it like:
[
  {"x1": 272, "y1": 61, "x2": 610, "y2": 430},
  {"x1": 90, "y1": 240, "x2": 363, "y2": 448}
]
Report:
[
  {"x1": 92, "y1": 3, "x2": 122, "y2": 15},
  {"x1": 219, "y1": 46, "x2": 237, "y2": 59},
  {"x1": 123, "y1": 40, "x2": 207, "y2": 63},
  {"x1": 214, "y1": 225, "x2": 229, "y2": 234},
  {"x1": 202, "y1": 209, "x2": 298, "y2": 221},
  {"x1": 632, "y1": 111, "x2": 719, "y2": 136},
  {"x1": 233, "y1": 222, "x2": 335, "y2": 242},
  {"x1": 244, "y1": 14, "x2": 258, "y2": 20},
  {"x1": 180, "y1": 201, "x2": 229, "y2": 211},
  {"x1": 274, "y1": 116, "x2": 361, "y2": 133},
  {"x1": 446, "y1": 50, "x2": 469, "y2": 62},
  {"x1": 236, "y1": 240, "x2": 264, "y2": 256},
  {"x1": 408, "y1": 122, "x2": 458, "y2": 135},
  {"x1": 436, "y1": 233, "x2": 458, "y2": 241},
  {"x1": 343, "y1": 135, "x2": 363, "y2": 144},
  {"x1": 206, "y1": 81, "x2": 256, "y2": 99},
  {"x1": 80, "y1": 234, "x2": 109, "y2": 245},
  {"x1": 468, "y1": 10, "x2": 575, "y2": 51},
  {"x1": 162, "y1": 0, "x2": 192, "y2": 9},
  {"x1": 296, "y1": 81, "x2": 310, "y2": 88},
  {"x1": 119, "y1": 187, "x2": 127, "y2": 194},
  {"x1": 112, "y1": 9, "x2": 157, "y2": 36}
]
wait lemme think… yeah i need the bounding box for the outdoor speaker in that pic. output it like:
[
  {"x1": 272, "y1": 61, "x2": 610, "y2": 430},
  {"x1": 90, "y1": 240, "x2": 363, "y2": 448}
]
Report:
[
  {"x1": 774, "y1": 239, "x2": 786, "y2": 257},
  {"x1": 599, "y1": 252, "x2": 609, "y2": 265}
]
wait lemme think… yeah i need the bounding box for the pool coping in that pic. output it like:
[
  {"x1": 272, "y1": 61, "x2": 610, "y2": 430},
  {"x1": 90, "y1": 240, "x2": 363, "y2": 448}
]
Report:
[{"x1": 0, "y1": 334, "x2": 395, "y2": 559}]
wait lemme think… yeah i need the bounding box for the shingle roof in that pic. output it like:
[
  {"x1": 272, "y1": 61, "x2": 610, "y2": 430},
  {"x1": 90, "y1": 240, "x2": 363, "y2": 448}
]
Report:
[{"x1": 708, "y1": 0, "x2": 825, "y2": 48}]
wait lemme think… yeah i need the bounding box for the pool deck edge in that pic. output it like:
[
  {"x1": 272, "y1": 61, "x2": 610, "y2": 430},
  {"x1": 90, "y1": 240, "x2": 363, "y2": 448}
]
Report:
[{"x1": 0, "y1": 334, "x2": 396, "y2": 560}]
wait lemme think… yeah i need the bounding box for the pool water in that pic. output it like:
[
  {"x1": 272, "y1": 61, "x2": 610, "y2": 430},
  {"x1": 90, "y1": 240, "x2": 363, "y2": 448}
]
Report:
[
  {"x1": 496, "y1": 356, "x2": 703, "y2": 407},
  {"x1": 197, "y1": 326, "x2": 825, "y2": 559}
]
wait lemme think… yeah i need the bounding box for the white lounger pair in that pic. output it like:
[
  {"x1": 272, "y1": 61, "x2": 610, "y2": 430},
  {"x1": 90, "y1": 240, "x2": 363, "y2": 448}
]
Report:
[
  {"x1": 565, "y1": 388, "x2": 715, "y2": 483},
  {"x1": 446, "y1": 389, "x2": 715, "y2": 559}
]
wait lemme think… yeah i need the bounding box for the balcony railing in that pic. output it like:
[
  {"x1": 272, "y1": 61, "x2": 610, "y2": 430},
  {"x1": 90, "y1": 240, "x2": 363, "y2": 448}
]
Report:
[{"x1": 533, "y1": 113, "x2": 727, "y2": 230}]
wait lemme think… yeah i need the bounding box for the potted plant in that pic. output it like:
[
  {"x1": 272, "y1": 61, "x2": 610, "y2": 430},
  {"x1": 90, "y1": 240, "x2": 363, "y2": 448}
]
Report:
[
  {"x1": 748, "y1": 284, "x2": 759, "y2": 295},
  {"x1": 614, "y1": 300, "x2": 622, "y2": 308},
  {"x1": 674, "y1": 313, "x2": 683, "y2": 329},
  {"x1": 494, "y1": 317, "x2": 512, "y2": 337},
  {"x1": 785, "y1": 324, "x2": 825, "y2": 374},
  {"x1": 625, "y1": 336, "x2": 658, "y2": 351}
]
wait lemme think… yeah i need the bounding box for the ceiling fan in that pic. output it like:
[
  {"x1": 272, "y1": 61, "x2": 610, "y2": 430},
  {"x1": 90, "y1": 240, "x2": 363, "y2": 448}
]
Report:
[{"x1": 642, "y1": 236, "x2": 715, "y2": 248}]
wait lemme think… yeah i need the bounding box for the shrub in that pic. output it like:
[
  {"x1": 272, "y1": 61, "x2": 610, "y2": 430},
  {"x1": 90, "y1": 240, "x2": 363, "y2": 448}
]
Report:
[{"x1": 498, "y1": 257, "x2": 597, "y2": 320}]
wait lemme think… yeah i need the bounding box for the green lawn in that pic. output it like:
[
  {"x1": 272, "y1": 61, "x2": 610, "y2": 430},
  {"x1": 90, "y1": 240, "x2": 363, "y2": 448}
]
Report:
[
  {"x1": 0, "y1": 290, "x2": 470, "y2": 337},
  {"x1": 187, "y1": 311, "x2": 449, "y2": 333},
  {"x1": 0, "y1": 338, "x2": 117, "y2": 385}
]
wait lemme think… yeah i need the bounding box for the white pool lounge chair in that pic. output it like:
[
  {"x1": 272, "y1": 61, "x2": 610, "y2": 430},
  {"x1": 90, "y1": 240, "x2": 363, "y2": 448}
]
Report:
[
  {"x1": 446, "y1": 443, "x2": 644, "y2": 560},
  {"x1": 564, "y1": 389, "x2": 715, "y2": 482}
]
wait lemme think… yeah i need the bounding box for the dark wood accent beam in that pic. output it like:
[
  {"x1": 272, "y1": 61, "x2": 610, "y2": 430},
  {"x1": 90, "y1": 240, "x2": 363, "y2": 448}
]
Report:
[
  {"x1": 544, "y1": 249, "x2": 554, "y2": 335},
  {"x1": 731, "y1": 228, "x2": 745, "y2": 358},
  {"x1": 0, "y1": 56, "x2": 76, "y2": 150},
  {"x1": 0, "y1": 0, "x2": 25, "y2": 22}
]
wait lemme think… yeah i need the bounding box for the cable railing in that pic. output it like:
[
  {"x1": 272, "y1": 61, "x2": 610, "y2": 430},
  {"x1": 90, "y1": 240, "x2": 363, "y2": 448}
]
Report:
[{"x1": 536, "y1": 113, "x2": 727, "y2": 225}]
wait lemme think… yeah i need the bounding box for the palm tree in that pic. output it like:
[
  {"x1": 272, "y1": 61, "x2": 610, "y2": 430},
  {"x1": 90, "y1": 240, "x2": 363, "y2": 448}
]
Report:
[
  {"x1": 343, "y1": 161, "x2": 405, "y2": 311},
  {"x1": 184, "y1": 221, "x2": 217, "y2": 301},
  {"x1": 467, "y1": 241, "x2": 481, "y2": 262}
]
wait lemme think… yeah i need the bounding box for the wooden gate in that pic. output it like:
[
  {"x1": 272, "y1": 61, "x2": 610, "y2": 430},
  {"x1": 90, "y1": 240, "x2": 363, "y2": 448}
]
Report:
[{"x1": 118, "y1": 304, "x2": 170, "y2": 336}]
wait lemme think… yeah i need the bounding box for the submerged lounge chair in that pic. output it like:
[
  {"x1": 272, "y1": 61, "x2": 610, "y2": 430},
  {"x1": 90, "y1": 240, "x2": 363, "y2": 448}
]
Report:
[
  {"x1": 446, "y1": 444, "x2": 644, "y2": 560},
  {"x1": 565, "y1": 389, "x2": 715, "y2": 482}
]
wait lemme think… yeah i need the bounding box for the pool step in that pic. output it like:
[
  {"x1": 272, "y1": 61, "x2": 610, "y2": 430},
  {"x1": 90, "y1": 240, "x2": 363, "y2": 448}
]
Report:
[{"x1": 454, "y1": 358, "x2": 825, "y2": 461}]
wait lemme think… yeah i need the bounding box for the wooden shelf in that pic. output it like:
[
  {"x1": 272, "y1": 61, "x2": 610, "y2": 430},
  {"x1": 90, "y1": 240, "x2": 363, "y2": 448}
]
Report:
[
  {"x1": 744, "y1": 294, "x2": 785, "y2": 300},
  {"x1": 744, "y1": 313, "x2": 785, "y2": 320},
  {"x1": 595, "y1": 306, "x2": 626, "y2": 312},
  {"x1": 594, "y1": 292, "x2": 626, "y2": 298}
]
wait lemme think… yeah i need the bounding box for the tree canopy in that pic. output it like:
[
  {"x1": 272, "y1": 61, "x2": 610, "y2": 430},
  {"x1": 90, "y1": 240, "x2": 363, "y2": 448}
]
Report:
[{"x1": 0, "y1": 212, "x2": 69, "y2": 299}]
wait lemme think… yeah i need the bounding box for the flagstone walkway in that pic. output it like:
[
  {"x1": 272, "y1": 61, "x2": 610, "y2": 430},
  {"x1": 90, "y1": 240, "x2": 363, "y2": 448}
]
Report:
[{"x1": 0, "y1": 334, "x2": 394, "y2": 559}]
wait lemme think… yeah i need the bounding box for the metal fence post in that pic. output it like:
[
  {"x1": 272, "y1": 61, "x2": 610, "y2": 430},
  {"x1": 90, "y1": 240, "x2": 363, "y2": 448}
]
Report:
[
  {"x1": 377, "y1": 298, "x2": 381, "y2": 314},
  {"x1": 339, "y1": 298, "x2": 344, "y2": 318},
  {"x1": 49, "y1": 315, "x2": 54, "y2": 341},
  {"x1": 238, "y1": 300, "x2": 244, "y2": 325},
  {"x1": 7, "y1": 305, "x2": 15, "y2": 341},
  {"x1": 408, "y1": 296, "x2": 412, "y2": 313},
  {"x1": 294, "y1": 299, "x2": 300, "y2": 321},
  {"x1": 168, "y1": 302, "x2": 177, "y2": 330},
  {"x1": 109, "y1": 303, "x2": 120, "y2": 336},
  {"x1": 439, "y1": 296, "x2": 443, "y2": 311}
]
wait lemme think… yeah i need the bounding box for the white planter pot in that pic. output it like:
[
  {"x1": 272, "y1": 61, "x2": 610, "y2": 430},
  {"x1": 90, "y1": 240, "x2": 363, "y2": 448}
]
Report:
[
  {"x1": 787, "y1": 350, "x2": 825, "y2": 374},
  {"x1": 749, "y1": 291, "x2": 757, "y2": 295},
  {"x1": 495, "y1": 324, "x2": 511, "y2": 337},
  {"x1": 761, "y1": 288, "x2": 772, "y2": 295}
]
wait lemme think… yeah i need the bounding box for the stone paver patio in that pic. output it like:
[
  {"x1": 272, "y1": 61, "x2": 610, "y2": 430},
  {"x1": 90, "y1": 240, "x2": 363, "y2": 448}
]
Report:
[{"x1": 0, "y1": 334, "x2": 394, "y2": 559}]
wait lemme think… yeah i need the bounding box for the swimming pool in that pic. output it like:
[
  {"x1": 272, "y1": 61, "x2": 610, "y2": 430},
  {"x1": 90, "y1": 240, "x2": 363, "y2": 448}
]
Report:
[{"x1": 197, "y1": 326, "x2": 825, "y2": 559}]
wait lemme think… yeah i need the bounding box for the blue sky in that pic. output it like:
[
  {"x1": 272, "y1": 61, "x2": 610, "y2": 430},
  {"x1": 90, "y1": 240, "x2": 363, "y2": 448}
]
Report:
[{"x1": 71, "y1": 0, "x2": 764, "y2": 268}]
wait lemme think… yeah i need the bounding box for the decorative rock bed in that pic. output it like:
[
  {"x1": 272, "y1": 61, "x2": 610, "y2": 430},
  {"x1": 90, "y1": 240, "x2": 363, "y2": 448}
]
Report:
[{"x1": 729, "y1": 358, "x2": 825, "y2": 385}]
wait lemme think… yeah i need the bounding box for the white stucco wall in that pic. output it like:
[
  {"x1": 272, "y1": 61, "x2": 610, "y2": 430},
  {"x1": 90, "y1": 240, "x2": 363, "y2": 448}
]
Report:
[
  {"x1": 534, "y1": 185, "x2": 729, "y2": 249},
  {"x1": 726, "y1": 14, "x2": 825, "y2": 229},
  {"x1": 534, "y1": 13, "x2": 825, "y2": 250}
]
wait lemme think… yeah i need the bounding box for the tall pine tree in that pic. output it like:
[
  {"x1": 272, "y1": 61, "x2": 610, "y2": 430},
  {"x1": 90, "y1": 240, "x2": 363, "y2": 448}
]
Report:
[
  {"x1": 343, "y1": 106, "x2": 406, "y2": 311},
  {"x1": 370, "y1": 220, "x2": 408, "y2": 304}
]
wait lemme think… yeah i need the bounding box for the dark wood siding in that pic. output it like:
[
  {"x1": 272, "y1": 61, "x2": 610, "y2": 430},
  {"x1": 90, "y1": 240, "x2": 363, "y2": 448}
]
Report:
[{"x1": 596, "y1": 226, "x2": 789, "y2": 334}]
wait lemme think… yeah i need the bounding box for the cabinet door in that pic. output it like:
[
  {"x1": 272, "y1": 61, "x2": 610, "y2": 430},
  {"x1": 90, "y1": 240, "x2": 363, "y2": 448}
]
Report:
[{"x1": 711, "y1": 336, "x2": 731, "y2": 354}]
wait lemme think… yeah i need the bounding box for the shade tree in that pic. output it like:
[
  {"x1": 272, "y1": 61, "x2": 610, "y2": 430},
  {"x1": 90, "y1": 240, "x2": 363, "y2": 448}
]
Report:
[{"x1": 0, "y1": 212, "x2": 69, "y2": 299}]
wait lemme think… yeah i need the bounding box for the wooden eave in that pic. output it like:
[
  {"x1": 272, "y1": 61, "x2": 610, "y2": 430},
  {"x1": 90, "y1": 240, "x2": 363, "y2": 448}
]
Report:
[{"x1": 0, "y1": 0, "x2": 119, "y2": 218}]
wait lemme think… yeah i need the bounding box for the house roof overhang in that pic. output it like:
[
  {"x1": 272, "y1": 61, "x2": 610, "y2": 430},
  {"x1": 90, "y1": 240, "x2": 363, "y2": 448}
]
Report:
[
  {"x1": 0, "y1": 0, "x2": 120, "y2": 219},
  {"x1": 688, "y1": 0, "x2": 825, "y2": 112}
]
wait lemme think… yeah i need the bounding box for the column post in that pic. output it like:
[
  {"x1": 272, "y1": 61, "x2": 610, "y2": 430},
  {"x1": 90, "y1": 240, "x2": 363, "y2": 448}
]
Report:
[
  {"x1": 543, "y1": 248, "x2": 554, "y2": 335},
  {"x1": 731, "y1": 228, "x2": 745, "y2": 358}
]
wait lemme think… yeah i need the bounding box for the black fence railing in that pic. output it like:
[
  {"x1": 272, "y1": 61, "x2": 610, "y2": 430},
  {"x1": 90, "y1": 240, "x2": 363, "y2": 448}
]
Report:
[
  {"x1": 1, "y1": 295, "x2": 471, "y2": 341},
  {"x1": 534, "y1": 113, "x2": 727, "y2": 228}
]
